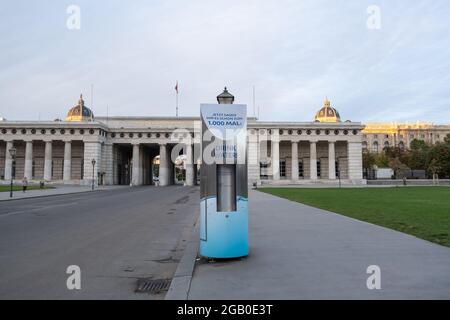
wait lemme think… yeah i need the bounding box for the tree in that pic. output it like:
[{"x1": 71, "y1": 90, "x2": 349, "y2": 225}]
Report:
[
  {"x1": 406, "y1": 139, "x2": 429, "y2": 170},
  {"x1": 426, "y1": 142, "x2": 450, "y2": 178},
  {"x1": 388, "y1": 157, "x2": 409, "y2": 179},
  {"x1": 363, "y1": 151, "x2": 376, "y2": 170}
]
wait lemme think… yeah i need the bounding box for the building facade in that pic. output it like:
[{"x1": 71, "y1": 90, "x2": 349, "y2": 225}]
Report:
[
  {"x1": 362, "y1": 122, "x2": 450, "y2": 153},
  {"x1": 0, "y1": 97, "x2": 365, "y2": 186}
]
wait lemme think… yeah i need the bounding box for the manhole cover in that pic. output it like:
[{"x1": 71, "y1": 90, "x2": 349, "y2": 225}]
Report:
[{"x1": 135, "y1": 279, "x2": 171, "y2": 294}]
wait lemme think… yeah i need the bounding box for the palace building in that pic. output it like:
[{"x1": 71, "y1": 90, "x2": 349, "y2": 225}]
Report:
[
  {"x1": 362, "y1": 122, "x2": 450, "y2": 153},
  {"x1": 0, "y1": 95, "x2": 365, "y2": 186}
]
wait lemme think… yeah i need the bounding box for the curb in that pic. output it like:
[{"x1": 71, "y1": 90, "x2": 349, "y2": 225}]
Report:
[
  {"x1": 0, "y1": 189, "x2": 106, "y2": 202},
  {"x1": 165, "y1": 221, "x2": 199, "y2": 300}
]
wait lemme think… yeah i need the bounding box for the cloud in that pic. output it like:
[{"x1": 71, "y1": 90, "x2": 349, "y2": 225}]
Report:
[{"x1": 0, "y1": 0, "x2": 449, "y2": 123}]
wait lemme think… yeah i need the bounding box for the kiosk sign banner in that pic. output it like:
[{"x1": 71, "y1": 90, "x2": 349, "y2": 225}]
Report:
[{"x1": 200, "y1": 103, "x2": 249, "y2": 258}]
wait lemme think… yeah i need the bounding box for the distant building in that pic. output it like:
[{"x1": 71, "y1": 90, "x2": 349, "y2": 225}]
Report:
[
  {"x1": 0, "y1": 95, "x2": 379, "y2": 187},
  {"x1": 362, "y1": 122, "x2": 450, "y2": 152}
]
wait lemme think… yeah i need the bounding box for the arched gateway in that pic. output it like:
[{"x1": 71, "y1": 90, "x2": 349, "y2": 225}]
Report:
[{"x1": 0, "y1": 96, "x2": 365, "y2": 186}]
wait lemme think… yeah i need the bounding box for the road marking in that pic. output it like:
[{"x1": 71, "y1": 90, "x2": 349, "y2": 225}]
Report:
[{"x1": 0, "y1": 202, "x2": 80, "y2": 218}]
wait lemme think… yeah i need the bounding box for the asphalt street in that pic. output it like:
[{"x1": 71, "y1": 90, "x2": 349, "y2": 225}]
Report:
[{"x1": 0, "y1": 186, "x2": 199, "y2": 299}]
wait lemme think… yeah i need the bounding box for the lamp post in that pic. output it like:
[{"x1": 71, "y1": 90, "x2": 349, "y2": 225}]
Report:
[
  {"x1": 9, "y1": 147, "x2": 16, "y2": 198},
  {"x1": 91, "y1": 158, "x2": 96, "y2": 191},
  {"x1": 217, "y1": 87, "x2": 235, "y2": 105},
  {"x1": 337, "y1": 168, "x2": 341, "y2": 189}
]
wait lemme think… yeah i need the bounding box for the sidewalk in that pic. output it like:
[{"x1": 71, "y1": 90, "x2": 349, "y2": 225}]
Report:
[
  {"x1": 0, "y1": 185, "x2": 121, "y2": 201},
  {"x1": 187, "y1": 190, "x2": 450, "y2": 299}
]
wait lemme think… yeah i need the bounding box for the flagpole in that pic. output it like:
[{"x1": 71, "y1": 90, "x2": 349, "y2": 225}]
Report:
[{"x1": 176, "y1": 81, "x2": 179, "y2": 117}]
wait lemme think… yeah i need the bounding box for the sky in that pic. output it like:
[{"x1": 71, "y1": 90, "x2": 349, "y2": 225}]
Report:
[{"x1": 0, "y1": 0, "x2": 450, "y2": 123}]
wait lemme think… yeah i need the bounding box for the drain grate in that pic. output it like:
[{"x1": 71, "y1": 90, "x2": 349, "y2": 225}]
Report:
[{"x1": 136, "y1": 279, "x2": 171, "y2": 294}]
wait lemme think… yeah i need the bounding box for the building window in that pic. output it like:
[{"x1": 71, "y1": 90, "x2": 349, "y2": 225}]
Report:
[
  {"x1": 384, "y1": 141, "x2": 389, "y2": 148},
  {"x1": 280, "y1": 160, "x2": 286, "y2": 178},
  {"x1": 259, "y1": 163, "x2": 268, "y2": 180},
  {"x1": 372, "y1": 141, "x2": 379, "y2": 153},
  {"x1": 317, "y1": 160, "x2": 321, "y2": 178},
  {"x1": 299, "y1": 161, "x2": 304, "y2": 178},
  {"x1": 362, "y1": 141, "x2": 368, "y2": 150}
]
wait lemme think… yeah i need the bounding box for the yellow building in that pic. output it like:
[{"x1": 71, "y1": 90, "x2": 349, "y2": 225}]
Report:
[{"x1": 362, "y1": 122, "x2": 450, "y2": 152}]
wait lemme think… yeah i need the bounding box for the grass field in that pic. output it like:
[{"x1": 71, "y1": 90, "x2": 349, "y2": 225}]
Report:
[
  {"x1": 0, "y1": 185, "x2": 52, "y2": 192},
  {"x1": 259, "y1": 187, "x2": 450, "y2": 247}
]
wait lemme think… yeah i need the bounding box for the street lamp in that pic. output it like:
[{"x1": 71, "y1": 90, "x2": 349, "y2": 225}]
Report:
[
  {"x1": 337, "y1": 168, "x2": 341, "y2": 189},
  {"x1": 9, "y1": 147, "x2": 16, "y2": 198},
  {"x1": 217, "y1": 87, "x2": 235, "y2": 105},
  {"x1": 91, "y1": 158, "x2": 96, "y2": 191}
]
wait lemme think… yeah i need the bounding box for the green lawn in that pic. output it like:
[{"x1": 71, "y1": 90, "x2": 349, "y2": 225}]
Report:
[
  {"x1": 0, "y1": 185, "x2": 52, "y2": 192},
  {"x1": 259, "y1": 187, "x2": 450, "y2": 247}
]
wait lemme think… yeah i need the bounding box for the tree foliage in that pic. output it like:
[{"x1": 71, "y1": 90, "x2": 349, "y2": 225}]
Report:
[{"x1": 364, "y1": 136, "x2": 450, "y2": 178}]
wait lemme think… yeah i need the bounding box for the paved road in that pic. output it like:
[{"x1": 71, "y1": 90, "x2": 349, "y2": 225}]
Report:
[
  {"x1": 188, "y1": 190, "x2": 450, "y2": 299},
  {"x1": 0, "y1": 186, "x2": 199, "y2": 299},
  {"x1": 0, "y1": 185, "x2": 123, "y2": 201}
]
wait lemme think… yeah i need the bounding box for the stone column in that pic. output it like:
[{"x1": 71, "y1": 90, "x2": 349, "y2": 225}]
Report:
[
  {"x1": 309, "y1": 141, "x2": 317, "y2": 180},
  {"x1": 248, "y1": 131, "x2": 260, "y2": 185},
  {"x1": 159, "y1": 144, "x2": 169, "y2": 186},
  {"x1": 272, "y1": 140, "x2": 280, "y2": 181},
  {"x1": 63, "y1": 141, "x2": 72, "y2": 181},
  {"x1": 185, "y1": 144, "x2": 194, "y2": 186},
  {"x1": 104, "y1": 143, "x2": 114, "y2": 185},
  {"x1": 132, "y1": 144, "x2": 140, "y2": 186},
  {"x1": 44, "y1": 141, "x2": 52, "y2": 181},
  {"x1": 24, "y1": 141, "x2": 33, "y2": 180},
  {"x1": 291, "y1": 141, "x2": 299, "y2": 182},
  {"x1": 347, "y1": 142, "x2": 363, "y2": 181},
  {"x1": 83, "y1": 142, "x2": 102, "y2": 186},
  {"x1": 4, "y1": 141, "x2": 13, "y2": 180},
  {"x1": 328, "y1": 141, "x2": 336, "y2": 180}
]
